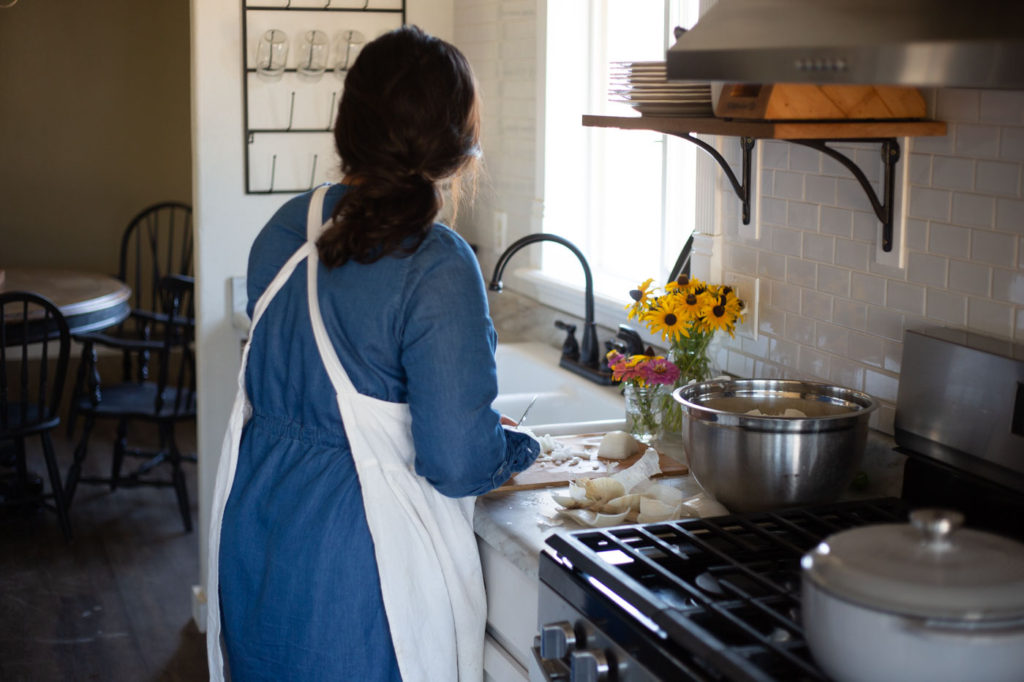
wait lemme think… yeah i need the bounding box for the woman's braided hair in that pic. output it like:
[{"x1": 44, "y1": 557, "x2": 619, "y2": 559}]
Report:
[{"x1": 317, "y1": 25, "x2": 481, "y2": 267}]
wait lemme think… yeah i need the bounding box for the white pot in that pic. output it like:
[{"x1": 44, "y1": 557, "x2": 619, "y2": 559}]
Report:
[{"x1": 800, "y1": 509, "x2": 1024, "y2": 682}]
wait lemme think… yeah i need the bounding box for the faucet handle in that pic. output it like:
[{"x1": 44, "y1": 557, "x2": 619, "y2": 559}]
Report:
[{"x1": 554, "y1": 320, "x2": 580, "y2": 361}]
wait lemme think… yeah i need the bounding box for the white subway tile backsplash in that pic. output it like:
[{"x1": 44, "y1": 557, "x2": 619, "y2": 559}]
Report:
[
  {"x1": 786, "y1": 257, "x2": 817, "y2": 287},
  {"x1": 929, "y1": 222, "x2": 971, "y2": 256},
  {"x1": 956, "y1": 124, "x2": 1001, "y2": 158},
  {"x1": 725, "y1": 351, "x2": 756, "y2": 378},
  {"x1": 758, "y1": 251, "x2": 787, "y2": 280},
  {"x1": 761, "y1": 140, "x2": 789, "y2": 169},
  {"x1": 999, "y1": 126, "x2": 1024, "y2": 161},
  {"x1": 976, "y1": 160, "x2": 1021, "y2": 196},
  {"x1": 773, "y1": 281, "x2": 801, "y2": 313},
  {"x1": 885, "y1": 280, "x2": 926, "y2": 314},
  {"x1": 833, "y1": 298, "x2": 867, "y2": 329},
  {"x1": 932, "y1": 156, "x2": 975, "y2": 190},
  {"x1": 815, "y1": 321, "x2": 848, "y2": 354},
  {"x1": 865, "y1": 369, "x2": 899, "y2": 403},
  {"x1": 728, "y1": 245, "x2": 758, "y2": 273},
  {"x1": 907, "y1": 252, "x2": 947, "y2": 288},
  {"x1": 948, "y1": 259, "x2": 990, "y2": 296},
  {"x1": 797, "y1": 347, "x2": 830, "y2": 379},
  {"x1": 759, "y1": 169, "x2": 775, "y2": 197},
  {"x1": 911, "y1": 132, "x2": 955, "y2": 155},
  {"x1": 905, "y1": 218, "x2": 928, "y2": 251},
  {"x1": 908, "y1": 187, "x2": 951, "y2": 221},
  {"x1": 993, "y1": 268, "x2": 1024, "y2": 304},
  {"x1": 829, "y1": 356, "x2": 865, "y2": 391},
  {"x1": 980, "y1": 91, "x2": 1024, "y2": 124},
  {"x1": 760, "y1": 196, "x2": 788, "y2": 225},
  {"x1": 883, "y1": 340, "x2": 902, "y2": 373},
  {"x1": 971, "y1": 229, "x2": 1018, "y2": 267},
  {"x1": 908, "y1": 153, "x2": 932, "y2": 186},
  {"x1": 802, "y1": 233, "x2": 834, "y2": 263},
  {"x1": 936, "y1": 89, "x2": 980, "y2": 122},
  {"x1": 769, "y1": 226, "x2": 802, "y2": 256},
  {"x1": 802, "y1": 288, "x2": 833, "y2": 319},
  {"x1": 837, "y1": 177, "x2": 875, "y2": 212},
  {"x1": 952, "y1": 193, "x2": 995, "y2": 227},
  {"x1": 758, "y1": 304, "x2": 784, "y2": 337},
  {"x1": 789, "y1": 144, "x2": 821, "y2": 173},
  {"x1": 1016, "y1": 308, "x2": 1024, "y2": 341},
  {"x1": 995, "y1": 198, "x2": 1024, "y2": 234},
  {"x1": 835, "y1": 238, "x2": 870, "y2": 271},
  {"x1": 773, "y1": 171, "x2": 804, "y2": 200},
  {"x1": 820, "y1": 206, "x2": 852, "y2": 237},
  {"x1": 806, "y1": 175, "x2": 837, "y2": 206},
  {"x1": 848, "y1": 330, "x2": 884, "y2": 368},
  {"x1": 967, "y1": 297, "x2": 1015, "y2": 337},
  {"x1": 768, "y1": 336, "x2": 799, "y2": 367},
  {"x1": 784, "y1": 312, "x2": 815, "y2": 344},
  {"x1": 867, "y1": 306, "x2": 905, "y2": 340},
  {"x1": 851, "y1": 211, "x2": 877, "y2": 242},
  {"x1": 851, "y1": 273, "x2": 886, "y2": 305},
  {"x1": 871, "y1": 404, "x2": 896, "y2": 436},
  {"x1": 788, "y1": 202, "x2": 819, "y2": 231},
  {"x1": 924, "y1": 288, "x2": 967, "y2": 324},
  {"x1": 817, "y1": 264, "x2": 851, "y2": 297}
]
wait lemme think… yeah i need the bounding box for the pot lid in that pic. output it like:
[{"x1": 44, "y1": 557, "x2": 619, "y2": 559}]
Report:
[{"x1": 802, "y1": 509, "x2": 1024, "y2": 621}]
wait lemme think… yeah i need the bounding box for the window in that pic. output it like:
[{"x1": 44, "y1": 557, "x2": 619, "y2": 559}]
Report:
[{"x1": 539, "y1": 0, "x2": 702, "y2": 312}]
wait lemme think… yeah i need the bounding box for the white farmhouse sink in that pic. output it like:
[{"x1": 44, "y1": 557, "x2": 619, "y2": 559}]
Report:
[{"x1": 492, "y1": 342, "x2": 624, "y2": 434}]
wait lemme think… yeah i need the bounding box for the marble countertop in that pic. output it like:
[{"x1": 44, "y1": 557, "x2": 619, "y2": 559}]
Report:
[{"x1": 473, "y1": 430, "x2": 908, "y2": 579}]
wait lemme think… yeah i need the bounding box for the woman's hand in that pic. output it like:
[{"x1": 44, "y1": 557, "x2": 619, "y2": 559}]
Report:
[{"x1": 499, "y1": 415, "x2": 518, "y2": 427}]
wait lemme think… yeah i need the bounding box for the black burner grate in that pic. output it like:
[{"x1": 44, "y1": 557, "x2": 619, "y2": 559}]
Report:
[{"x1": 545, "y1": 498, "x2": 908, "y2": 681}]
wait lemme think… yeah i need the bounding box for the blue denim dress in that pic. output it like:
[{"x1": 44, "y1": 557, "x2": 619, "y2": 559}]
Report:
[{"x1": 218, "y1": 184, "x2": 539, "y2": 681}]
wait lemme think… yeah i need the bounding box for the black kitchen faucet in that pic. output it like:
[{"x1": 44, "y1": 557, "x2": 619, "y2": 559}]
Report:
[{"x1": 488, "y1": 233, "x2": 613, "y2": 385}]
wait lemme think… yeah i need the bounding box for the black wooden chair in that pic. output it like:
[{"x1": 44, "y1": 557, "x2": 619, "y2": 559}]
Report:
[
  {"x1": 68, "y1": 202, "x2": 193, "y2": 437},
  {"x1": 64, "y1": 275, "x2": 196, "y2": 532},
  {"x1": 0, "y1": 292, "x2": 73, "y2": 541}
]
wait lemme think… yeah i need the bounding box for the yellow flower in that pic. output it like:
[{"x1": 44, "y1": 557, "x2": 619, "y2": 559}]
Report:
[
  {"x1": 701, "y1": 299, "x2": 736, "y2": 336},
  {"x1": 675, "y1": 290, "x2": 705, "y2": 323},
  {"x1": 625, "y1": 278, "x2": 656, "y2": 321},
  {"x1": 644, "y1": 305, "x2": 690, "y2": 341}
]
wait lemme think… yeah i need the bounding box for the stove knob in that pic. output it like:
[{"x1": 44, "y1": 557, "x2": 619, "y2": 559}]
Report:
[
  {"x1": 570, "y1": 649, "x2": 610, "y2": 682},
  {"x1": 540, "y1": 621, "x2": 576, "y2": 660}
]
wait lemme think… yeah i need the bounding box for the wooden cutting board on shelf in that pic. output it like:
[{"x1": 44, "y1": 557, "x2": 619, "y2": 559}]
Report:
[
  {"x1": 714, "y1": 83, "x2": 927, "y2": 120},
  {"x1": 499, "y1": 432, "x2": 688, "y2": 491}
]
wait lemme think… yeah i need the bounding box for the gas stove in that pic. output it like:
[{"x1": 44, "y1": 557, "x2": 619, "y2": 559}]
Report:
[
  {"x1": 533, "y1": 326, "x2": 1024, "y2": 682},
  {"x1": 535, "y1": 498, "x2": 907, "y2": 681}
]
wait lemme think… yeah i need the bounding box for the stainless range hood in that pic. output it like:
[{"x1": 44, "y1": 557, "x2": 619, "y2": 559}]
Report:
[{"x1": 667, "y1": 0, "x2": 1024, "y2": 90}]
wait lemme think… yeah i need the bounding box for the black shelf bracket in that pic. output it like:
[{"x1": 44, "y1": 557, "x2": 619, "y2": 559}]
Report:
[
  {"x1": 791, "y1": 138, "x2": 901, "y2": 252},
  {"x1": 675, "y1": 134, "x2": 756, "y2": 224}
]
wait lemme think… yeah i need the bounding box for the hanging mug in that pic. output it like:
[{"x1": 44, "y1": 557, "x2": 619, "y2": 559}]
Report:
[
  {"x1": 333, "y1": 29, "x2": 366, "y2": 79},
  {"x1": 298, "y1": 30, "x2": 329, "y2": 80},
  {"x1": 256, "y1": 29, "x2": 288, "y2": 80}
]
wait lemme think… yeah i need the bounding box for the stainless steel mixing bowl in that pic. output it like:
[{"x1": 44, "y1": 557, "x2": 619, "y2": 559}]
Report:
[{"x1": 672, "y1": 379, "x2": 877, "y2": 512}]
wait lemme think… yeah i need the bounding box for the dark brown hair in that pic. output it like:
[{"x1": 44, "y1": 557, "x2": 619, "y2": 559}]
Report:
[{"x1": 317, "y1": 25, "x2": 481, "y2": 267}]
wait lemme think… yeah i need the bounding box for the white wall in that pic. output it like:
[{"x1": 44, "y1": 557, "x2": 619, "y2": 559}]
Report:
[{"x1": 189, "y1": 0, "x2": 454, "y2": 621}]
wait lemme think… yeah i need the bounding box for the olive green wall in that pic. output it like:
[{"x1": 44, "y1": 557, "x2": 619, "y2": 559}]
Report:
[{"x1": 0, "y1": 0, "x2": 192, "y2": 273}]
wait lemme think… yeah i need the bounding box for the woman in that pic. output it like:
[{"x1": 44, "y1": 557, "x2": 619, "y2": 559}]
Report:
[{"x1": 207, "y1": 26, "x2": 540, "y2": 681}]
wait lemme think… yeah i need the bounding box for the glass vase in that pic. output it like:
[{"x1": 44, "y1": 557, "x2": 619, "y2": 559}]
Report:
[
  {"x1": 624, "y1": 383, "x2": 665, "y2": 445},
  {"x1": 661, "y1": 333, "x2": 714, "y2": 440}
]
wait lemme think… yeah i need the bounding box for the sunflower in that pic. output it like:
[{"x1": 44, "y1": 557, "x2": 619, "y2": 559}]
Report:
[
  {"x1": 625, "y1": 278, "x2": 656, "y2": 321},
  {"x1": 644, "y1": 305, "x2": 690, "y2": 341},
  {"x1": 674, "y1": 289, "x2": 706, "y2": 323},
  {"x1": 701, "y1": 300, "x2": 737, "y2": 336}
]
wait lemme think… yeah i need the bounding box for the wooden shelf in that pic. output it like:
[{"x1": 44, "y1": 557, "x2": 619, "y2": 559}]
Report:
[{"x1": 582, "y1": 115, "x2": 947, "y2": 140}]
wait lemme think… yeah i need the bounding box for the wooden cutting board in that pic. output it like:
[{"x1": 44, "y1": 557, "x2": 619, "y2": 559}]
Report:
[
  {"x1": 499, "y1": 433, "x2": 688, "y2": 491},
  {"x1": 714, "y1": 83, "x2": 927, "y2": 120}
]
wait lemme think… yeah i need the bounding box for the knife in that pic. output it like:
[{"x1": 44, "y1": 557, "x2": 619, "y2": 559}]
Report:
[{"x1": 517, "y1": 395, "x2": 538, "y2": 427}]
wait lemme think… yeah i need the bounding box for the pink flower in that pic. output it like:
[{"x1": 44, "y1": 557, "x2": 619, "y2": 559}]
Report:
[{"x1": 639, "y1": 357, "x2": 680, "y2": 386}]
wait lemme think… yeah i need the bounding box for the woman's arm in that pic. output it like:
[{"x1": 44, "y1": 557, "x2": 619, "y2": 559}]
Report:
[{"x1": 400, "y1": 228, "x2": 539, "y2": 497}]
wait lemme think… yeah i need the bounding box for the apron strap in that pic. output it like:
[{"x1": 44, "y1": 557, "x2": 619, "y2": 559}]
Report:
[{"x1": 305, "y1": 185, "x2": 359, "y2": 397}]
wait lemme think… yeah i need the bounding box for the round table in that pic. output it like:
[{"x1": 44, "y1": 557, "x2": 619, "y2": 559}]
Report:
[{"x1": 0, "y1": 267, "x2": 131, "y2": 336}]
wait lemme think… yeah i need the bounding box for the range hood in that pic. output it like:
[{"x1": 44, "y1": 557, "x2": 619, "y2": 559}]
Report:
[{"x1": 667, "y1": 0, "x2": 1024, "y2": 90}]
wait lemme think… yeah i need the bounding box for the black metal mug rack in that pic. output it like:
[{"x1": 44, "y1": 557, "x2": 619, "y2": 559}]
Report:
[{"x1": 242, "y1": 0, "x2": 405, "y2": 195}]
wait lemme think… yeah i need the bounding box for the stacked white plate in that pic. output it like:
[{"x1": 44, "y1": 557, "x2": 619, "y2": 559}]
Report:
[{"x1": 609, "y1": 61, "x2": 712, "y2": 117}]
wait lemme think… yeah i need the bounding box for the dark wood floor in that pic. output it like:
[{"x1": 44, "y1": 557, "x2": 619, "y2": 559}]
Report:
[{"x1": 0, "y1": 420, "x2": 207, "y2": 682}]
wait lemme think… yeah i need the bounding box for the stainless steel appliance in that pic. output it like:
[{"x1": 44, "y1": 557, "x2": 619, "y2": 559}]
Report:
[{"x1": 533, "y1": 326, "x2": 1024, "y2": 681}]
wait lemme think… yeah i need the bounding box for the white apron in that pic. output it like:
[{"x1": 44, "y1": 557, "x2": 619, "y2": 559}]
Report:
[{"x1": 207, "y1": 184, "x2": 486, "y2": 681}]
